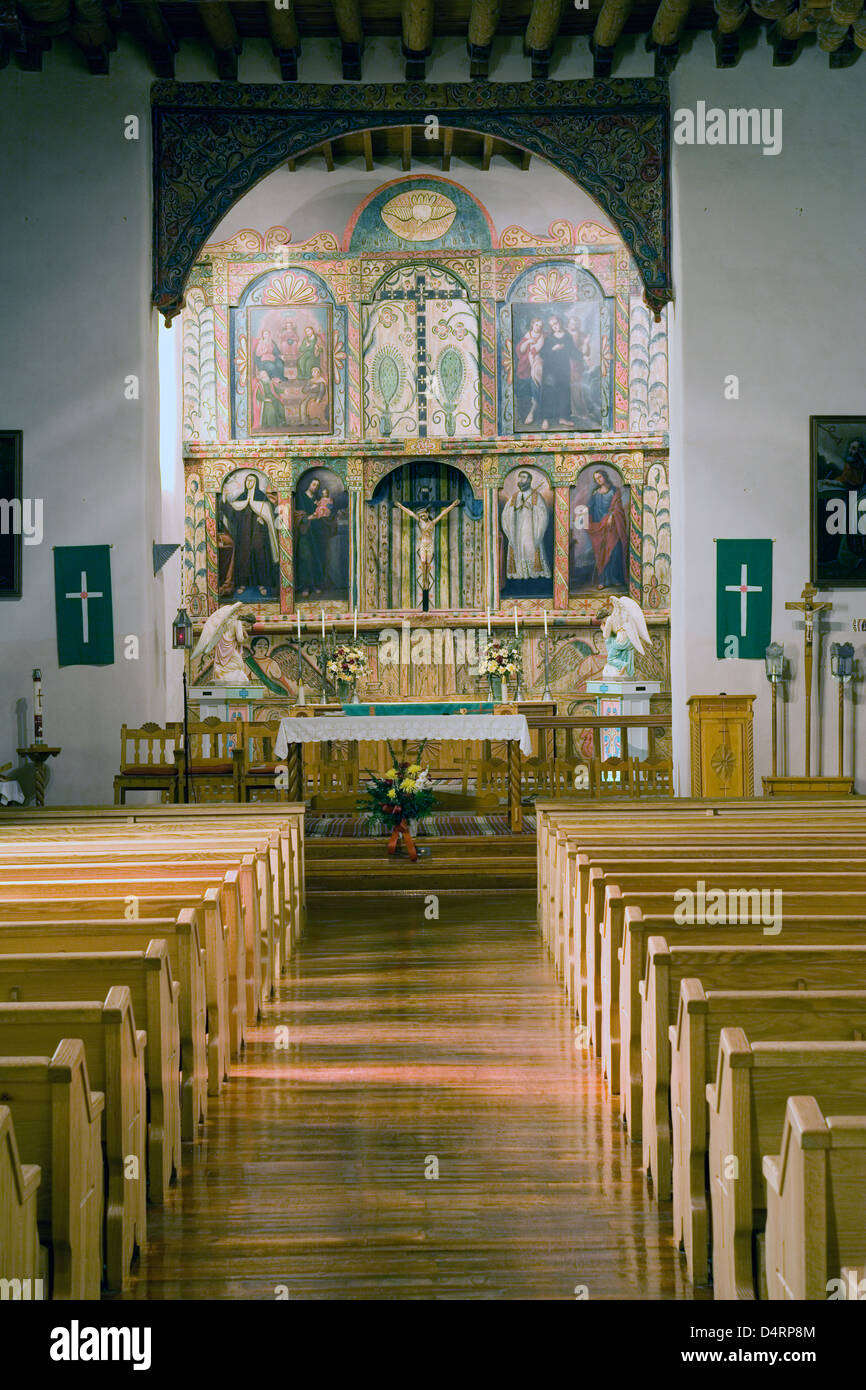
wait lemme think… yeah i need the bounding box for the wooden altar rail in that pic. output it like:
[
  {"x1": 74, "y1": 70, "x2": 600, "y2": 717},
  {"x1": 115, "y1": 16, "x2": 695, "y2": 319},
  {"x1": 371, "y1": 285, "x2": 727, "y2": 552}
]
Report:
[{"x1": 509, "y1": 713, "x2": 674, "y2": 832}]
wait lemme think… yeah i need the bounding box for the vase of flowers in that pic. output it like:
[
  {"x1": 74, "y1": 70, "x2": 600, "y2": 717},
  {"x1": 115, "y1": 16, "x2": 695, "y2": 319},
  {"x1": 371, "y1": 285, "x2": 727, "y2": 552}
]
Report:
[
  {"x1": 479, "y1": 637, "x2": 521, "y2": 701},
  {"x1": 327, "y1": 642, "x2": 367, "y2": 703},
  {"x1": 358, "y1": 741, "x2": 436, "y2": 858}
]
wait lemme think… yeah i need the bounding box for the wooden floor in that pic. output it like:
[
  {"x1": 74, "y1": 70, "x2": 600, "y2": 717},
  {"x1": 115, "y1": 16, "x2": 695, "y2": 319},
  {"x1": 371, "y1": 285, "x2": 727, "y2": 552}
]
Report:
[{"x1": 117, "y1": 893, "x2": 699, "y2": 1300}]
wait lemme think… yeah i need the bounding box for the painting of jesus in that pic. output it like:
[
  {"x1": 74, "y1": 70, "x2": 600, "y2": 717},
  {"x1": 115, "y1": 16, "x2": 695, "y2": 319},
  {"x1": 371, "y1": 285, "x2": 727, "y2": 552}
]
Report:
[{"x1": 569, "y1": 464, "x2": 630, "y2": 595}]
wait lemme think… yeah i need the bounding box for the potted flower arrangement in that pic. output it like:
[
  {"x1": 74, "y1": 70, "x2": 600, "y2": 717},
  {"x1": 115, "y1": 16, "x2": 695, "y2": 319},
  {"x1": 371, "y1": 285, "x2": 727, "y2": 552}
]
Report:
[
  {"x1": 358, "y1": 741, "x2": 436, "y2": 860},
  {"x1": 478, "y1": 637, "x2": 521, "y2": 701},
  {"x1": 326, "y1": 642, "x2": 367, "y2": 703}
]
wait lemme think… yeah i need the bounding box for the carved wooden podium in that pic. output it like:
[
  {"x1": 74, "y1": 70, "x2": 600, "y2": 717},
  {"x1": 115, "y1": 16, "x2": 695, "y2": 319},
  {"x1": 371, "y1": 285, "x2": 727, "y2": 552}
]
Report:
[{"x1": 687, "y1": 695, "x2": 755, "y2": 798}]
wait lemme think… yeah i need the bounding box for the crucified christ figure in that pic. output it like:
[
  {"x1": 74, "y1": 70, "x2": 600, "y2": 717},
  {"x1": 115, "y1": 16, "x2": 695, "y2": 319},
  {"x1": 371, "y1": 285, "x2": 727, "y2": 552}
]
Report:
[{"x1": 395, "y1": 497, "x2": 461, "y2": 609}]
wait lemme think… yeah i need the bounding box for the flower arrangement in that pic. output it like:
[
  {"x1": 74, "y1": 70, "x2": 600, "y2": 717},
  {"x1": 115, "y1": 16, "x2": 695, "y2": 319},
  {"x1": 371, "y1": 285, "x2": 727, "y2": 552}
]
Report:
[
  {"x1": 358, "y1": 741, "x2": 436, "y2": 830},
  {"x1": 326, "y1": 642, "x2": 367, "y2": 689},
  {"x1": 478, "y1": 637, "x2": 521, "y2": 681}
]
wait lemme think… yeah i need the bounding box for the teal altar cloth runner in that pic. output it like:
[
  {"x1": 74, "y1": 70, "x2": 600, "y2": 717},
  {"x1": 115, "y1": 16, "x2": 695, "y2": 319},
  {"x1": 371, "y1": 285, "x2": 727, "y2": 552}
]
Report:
[{"x1": 341, "y1": 702, "x2": 495, "y2": 716}]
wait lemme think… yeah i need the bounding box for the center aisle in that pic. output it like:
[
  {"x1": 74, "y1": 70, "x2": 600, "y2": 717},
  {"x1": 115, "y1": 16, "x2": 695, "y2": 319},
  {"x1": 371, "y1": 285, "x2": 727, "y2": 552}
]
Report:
[{"x1": 118, "y1": 896, "x2": 698, "y2": 1300}]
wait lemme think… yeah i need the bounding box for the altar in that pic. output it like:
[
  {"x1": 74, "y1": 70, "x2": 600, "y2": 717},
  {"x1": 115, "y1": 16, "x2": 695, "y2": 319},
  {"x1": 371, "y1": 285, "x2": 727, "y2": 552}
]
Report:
[{"x1": 274, "y1": 710, "x2": 533, "y2": 832}]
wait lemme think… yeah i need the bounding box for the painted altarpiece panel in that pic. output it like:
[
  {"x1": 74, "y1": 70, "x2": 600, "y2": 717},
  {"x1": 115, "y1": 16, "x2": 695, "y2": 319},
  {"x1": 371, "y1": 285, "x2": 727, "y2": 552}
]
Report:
[
  {"x1": 247, "y1": 303, "x2": 333, "y2": 436},
  {"x1": 294, "y1": 466, "x2": 350, "y2": 604},
  {"x1": 569, "y1": 463, "x2": 630, "y2": 596},
  {"x1": 218, "y1": 467, "x2": 281, "y2": 602},
  {"x1": 498, "y1": 465, "x2": 555, "y2": 602}
]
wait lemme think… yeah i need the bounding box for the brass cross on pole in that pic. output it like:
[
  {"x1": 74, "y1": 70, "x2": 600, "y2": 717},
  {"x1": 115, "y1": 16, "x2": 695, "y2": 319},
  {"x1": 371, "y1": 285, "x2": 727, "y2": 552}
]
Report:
[{"x1": 785, "y1": 581, "x2": 832, "y2": 777}]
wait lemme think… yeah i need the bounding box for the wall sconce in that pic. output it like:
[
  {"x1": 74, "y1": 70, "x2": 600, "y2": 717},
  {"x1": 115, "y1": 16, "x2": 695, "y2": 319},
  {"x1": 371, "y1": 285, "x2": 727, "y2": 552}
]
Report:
[{"x1": 172, "y1": 606, "x2": 194, "y2": 650}]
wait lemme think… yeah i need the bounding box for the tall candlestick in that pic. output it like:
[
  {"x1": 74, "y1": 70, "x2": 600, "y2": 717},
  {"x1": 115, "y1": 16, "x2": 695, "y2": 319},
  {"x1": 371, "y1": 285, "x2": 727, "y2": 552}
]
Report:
[
  {"x1": 297, "y1": 611, "x2": 301, "y2": 642},
  {"x1": 296, "y1": 612, "x2": 305, "y2": 705},
  {"x1": 32, "y1": 668, "x2": 43, "y2": 743},
  {"x1": 543, "y1": 609, "x2": 548, "y2": 637},
  {"x1": 514, "y1": 606, "x2": 519, "y2": 636}
]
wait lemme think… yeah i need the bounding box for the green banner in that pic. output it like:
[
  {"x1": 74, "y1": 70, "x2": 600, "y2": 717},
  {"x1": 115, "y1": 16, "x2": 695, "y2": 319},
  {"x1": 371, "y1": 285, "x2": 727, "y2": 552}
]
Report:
[
  {"x1": 716, "y1": 539, "x2": 773, "y2": 660},
  {"x1": 53, "y1": 545, "x2": 114, "y2": 667}
]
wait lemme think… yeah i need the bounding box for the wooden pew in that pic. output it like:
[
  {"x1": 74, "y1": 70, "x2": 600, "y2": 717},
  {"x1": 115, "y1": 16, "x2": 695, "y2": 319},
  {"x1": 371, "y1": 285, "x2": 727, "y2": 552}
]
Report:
[
  {"x1": 0, "y1": 1103, "x2": 41, "y2": 1297},
  {"x1": 763, "y1": 1096, "x2": 866, "y2": 1301},
  {"x1": 707, "y1": 1030, "x2": 866, "y2": 1300},
  {"x1": 0, "y1": 828, "x2": 287, "y2": 1001},
  {"x1": 0, "y1": 883, "x2": 227, "y2": 1096},
  {"x1": 0, "y1": 944, "x2": 180, "y2": 1204},
  {"x1": 666, "y1": 968, "x2": 866, "y2": 1281},
  {"x1": 0, "y1": 857, "x2": 255, "y2": 1059},
  {"x1": 0, "y1": 987, "x2": 146, "y2": 1292},
  {"x1": 0, "y1": 1040, "x2": 104, "y2": 1299},
  {"x1": 0, "y1": 916, "x2": 206, "y2": 1142},
  {"x1": 618, "y1": 904, "x2": 866, "y2": 1142}
]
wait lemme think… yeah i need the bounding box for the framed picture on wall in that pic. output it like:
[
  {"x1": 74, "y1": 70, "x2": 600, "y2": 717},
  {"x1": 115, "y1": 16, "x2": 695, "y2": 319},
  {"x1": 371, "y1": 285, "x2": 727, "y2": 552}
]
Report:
[
  {"x1": 0, "y1": 430, "x2": 23, "y2": 599},
  {"x1": 811, "y1": 415, "x2": 866, "y2": 589}
]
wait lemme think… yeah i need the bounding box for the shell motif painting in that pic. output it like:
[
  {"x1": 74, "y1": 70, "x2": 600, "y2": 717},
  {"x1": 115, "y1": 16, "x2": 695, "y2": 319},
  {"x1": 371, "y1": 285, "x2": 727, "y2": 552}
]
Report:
[{"x1": 380, "y1": 188, "x2": 458, "y2": 242}]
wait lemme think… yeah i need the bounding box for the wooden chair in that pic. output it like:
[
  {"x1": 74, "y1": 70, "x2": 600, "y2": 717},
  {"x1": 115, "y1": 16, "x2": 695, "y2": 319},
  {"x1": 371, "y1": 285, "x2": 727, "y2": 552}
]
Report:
[
  {"x1": 114, "y1": 723, "x2": 183, "y2": 804},
  {"x1": 176, "y1": 716, "x2": 243, "y2": 803},
  {"x1": 632, "y1": 755, "x2": 674, "y2": 797},
  {"x1": 235, "y1": 721, "x2": 286, "y2": 803},
  {"x1": 590, "y1": 755, "x2": 635, "y2": 798}
]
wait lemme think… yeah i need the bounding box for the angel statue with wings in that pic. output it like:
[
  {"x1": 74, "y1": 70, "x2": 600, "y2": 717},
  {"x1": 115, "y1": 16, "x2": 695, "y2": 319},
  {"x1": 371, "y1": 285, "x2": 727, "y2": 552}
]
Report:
[
  {"x1": 600, "y1": 595, "x2": 651, "y2": 678},
  {"x1": 191, "y1": 602, "x2": 252, "y2": 685}
]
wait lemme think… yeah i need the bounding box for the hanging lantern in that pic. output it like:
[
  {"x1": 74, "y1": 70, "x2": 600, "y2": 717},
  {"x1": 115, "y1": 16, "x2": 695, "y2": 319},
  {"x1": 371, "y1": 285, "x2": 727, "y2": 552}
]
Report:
[
  {"x1": 764, "y1": 642, "x2": 785, "y2": 682},
  {"x1": 172, "y1": 606, "x2": 194, "y2": 650},
  {"x1": 830, "y1": 642, "x2": 854, "y2": 681}
]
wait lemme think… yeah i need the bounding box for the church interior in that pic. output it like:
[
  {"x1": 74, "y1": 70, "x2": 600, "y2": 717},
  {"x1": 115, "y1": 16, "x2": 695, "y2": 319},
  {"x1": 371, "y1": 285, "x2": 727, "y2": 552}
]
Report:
[{"x1": 1, "y1": 0, "x2": 866, "y2": 1336}]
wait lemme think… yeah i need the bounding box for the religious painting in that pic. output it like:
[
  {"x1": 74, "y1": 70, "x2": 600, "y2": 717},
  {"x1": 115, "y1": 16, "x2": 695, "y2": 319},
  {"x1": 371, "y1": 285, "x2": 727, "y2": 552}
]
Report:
[
  {"x1": 247, "y1": 304, "x2": 333, "y2": 435},
  {"x1": 218, "y1": 468, "x2": 280, "y2": 603},
  {"x1": 810, "y1": 415, "x2": 866, "y2": 588},
  {"x1": 569, "y1": 464, "x2": 631, "y2": 595},
  {"x1": 498, "y1": 465, "x2": 554, "y2": 600},
  {"x1": 294, "y1": 467, "x2": 349, "y2": 602},
  {"x1": 511, "y1": 300, "x2": 602, "y2": 433},
  {"x1": 0, "y1": 430, "x2": 23, "y2": 599},
  {"x1": 245, "y1": 634, "x2": 295, "y2": 696}
]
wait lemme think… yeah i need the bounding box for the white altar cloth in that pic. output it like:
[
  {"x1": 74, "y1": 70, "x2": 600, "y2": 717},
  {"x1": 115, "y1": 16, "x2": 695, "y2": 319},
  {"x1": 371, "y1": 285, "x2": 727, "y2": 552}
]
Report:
[
  {"x1": 275, "y1": 714, "x2": 533, "y2": 759},
  {"x1": 0, "y1": 780, "x2": 24, "y2": 806}
]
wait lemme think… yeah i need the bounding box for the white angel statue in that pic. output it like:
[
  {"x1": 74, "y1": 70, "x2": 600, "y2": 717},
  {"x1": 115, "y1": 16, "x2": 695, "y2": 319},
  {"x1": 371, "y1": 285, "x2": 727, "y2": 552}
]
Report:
[
  {"x1": 191, "y1": 602, "x2": 251, "y2": 685},
  {"x1": 600, "y1": 595, "x2": 651, "y2": 678}
]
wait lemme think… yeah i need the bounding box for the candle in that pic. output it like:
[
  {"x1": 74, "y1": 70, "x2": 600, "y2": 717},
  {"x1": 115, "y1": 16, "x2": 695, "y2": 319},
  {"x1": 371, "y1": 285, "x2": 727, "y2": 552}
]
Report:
[
  {"x1": 486, "y1": 608, "x2": 491, "y2": 636},
  {"x1": 543, "y1": 609, "x2": 548, "y2": 637},
  {"x1": 514, "y1": 606, "x2": 519, "y2": 636},
  {"x1": 297, "y1": 611, "x2": 301, "y2": 642},
  {"x1": 321, "y1": 609, "x2": 326, "y2": 640},
  {"x1": 32, "y1": 668, "x2": 43, "y2": 743},
  {"x1": 353, "y1": 608, "x2": 358, "y2": 641}
]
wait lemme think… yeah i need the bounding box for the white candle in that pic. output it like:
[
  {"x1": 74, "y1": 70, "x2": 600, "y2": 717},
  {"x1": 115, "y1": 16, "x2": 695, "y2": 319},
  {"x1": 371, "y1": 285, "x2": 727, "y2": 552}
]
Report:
[
  {"x1": 297, "y1": 611, "x2": 301, "y2": 642},
  {"x1": 543, "y1": 609, "x2": 548, "y2": 637},
  {"x1": 321, "y1": 609, "x2": 326, "y2": 640},
  {"x1": 353, "y1": 608, "x2": 358, "y2": 641},
  {"x1": 486, "y1": 608, "x2": 491, "y2": 636},
  {"x1": 514, "y1": 606, "x2": 519, "y2": 636}
]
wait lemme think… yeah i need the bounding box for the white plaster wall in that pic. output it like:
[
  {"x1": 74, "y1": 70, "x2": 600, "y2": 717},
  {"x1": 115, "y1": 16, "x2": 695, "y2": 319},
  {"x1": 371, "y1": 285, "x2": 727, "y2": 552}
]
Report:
[{"x1": 667, "y1": 36, "x2": 866, "y2": 793}]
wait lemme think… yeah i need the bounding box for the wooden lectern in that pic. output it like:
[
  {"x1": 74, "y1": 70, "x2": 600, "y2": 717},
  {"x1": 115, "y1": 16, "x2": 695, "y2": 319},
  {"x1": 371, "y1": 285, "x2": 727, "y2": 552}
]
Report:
[{"x1": 687, "y1": 695, "x2": 755, "y2": 798}]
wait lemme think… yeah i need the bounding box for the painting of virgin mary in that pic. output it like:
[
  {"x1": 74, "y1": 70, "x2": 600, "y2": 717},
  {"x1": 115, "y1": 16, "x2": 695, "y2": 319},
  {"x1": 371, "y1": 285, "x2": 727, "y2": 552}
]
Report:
[{"x1": 569, "y1": 465, "x2": 630, "y2": 595}]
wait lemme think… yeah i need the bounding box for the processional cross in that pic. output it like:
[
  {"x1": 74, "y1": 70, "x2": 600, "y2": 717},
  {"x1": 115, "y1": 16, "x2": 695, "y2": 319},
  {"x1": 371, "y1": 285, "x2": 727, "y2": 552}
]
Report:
[{"x1": 785, "y1": 581, "x2": 832, "y2": 777}]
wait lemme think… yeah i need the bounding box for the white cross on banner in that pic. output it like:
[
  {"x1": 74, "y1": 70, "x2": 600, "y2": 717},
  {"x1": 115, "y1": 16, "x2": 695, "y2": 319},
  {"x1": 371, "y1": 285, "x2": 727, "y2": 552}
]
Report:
[
  {"x1": 53, "y1": 545, "x2": 114, "y2": 667},
  {"x1": 716, "y1": 539, "x2": 773, "y2": 660}
]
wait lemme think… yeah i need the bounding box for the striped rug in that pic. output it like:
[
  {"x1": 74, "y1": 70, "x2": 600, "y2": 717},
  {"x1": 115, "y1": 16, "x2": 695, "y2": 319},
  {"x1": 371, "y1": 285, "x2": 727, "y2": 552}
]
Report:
[{"x1": 306, "y1": 812, "x2": 537, "y2": 838}]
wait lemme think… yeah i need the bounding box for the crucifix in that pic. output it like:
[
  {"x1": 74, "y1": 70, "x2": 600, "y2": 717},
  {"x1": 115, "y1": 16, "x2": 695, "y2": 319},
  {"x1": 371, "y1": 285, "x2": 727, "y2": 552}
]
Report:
[
  {"x1": 65, "y1": 571, "x2": 103, "y2": 644},
  {"x1": 785, "y1": 581, "x2": 832, "y2": 777}
]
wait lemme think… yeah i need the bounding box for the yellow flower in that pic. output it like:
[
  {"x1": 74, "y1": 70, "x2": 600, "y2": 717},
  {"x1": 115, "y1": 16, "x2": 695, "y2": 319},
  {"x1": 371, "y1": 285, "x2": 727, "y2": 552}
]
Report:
[
  {"x1": 387, "y1": 789, "x2": 397, "y2": 800},
  {"x1": 400, "y1": 778, "x2": 416, "y2": 792},
  {"x1": 385, "y1": 767, "x2": 398, "y2": 779},
  {"x1": 407, "y1": 764, "x2": 422, "y2": 774}
]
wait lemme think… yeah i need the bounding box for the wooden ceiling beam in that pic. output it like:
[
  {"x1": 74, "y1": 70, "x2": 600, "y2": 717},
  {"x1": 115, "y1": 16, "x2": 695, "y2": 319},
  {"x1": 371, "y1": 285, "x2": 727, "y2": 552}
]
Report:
[
  {"x1": 362, "y1": 129, "x2": 374, "y2": 171},
  {"x1": 441, "y1": 127, "x2": 453, "y2": 171},
  {"x1": 266, "y1": 0, "x2": 301, "y2": 81},
  {"x1": 402, "y1": 125, "x2": 412, "y2": 172},
  {"x1": 712, "y1": 0, "x2": 748, "y2": 67},
  {"x1": 592, "y1": 0, "x2": 633, "y2": 75},
  {"x1": 467, "y1": 0, "x2": 502, "y2": 78},
  {"x1": 135, "y1": 0, "x2": 178, "y2": 79},
  {"x1": 332, "y1": 0, "x2": 363, "y2": 79},
  {"x1": 481, "y1": 135, "x2": 494, "y2": 170},
  {"x1": 646, "y1": 0, "x2": 693, "y2": 74},
  {"x1": 402, "y1": 0, "x2": 434, "y2": 80},
  {"x1": 524, "y1": 0, "x2": 564, "y2": 78},
  {"x1": 69, "y1": 0, "x2": 117, "y2": 74},
  {"x1": 197, "y1": 0, "x2": 241, "y2": 81},
  {"x1": 520, "y1": 148, "x2": 532, "y2": 171},
  {"x1": 321, "y1": 140, "x2": 335, "y2": 172}
]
